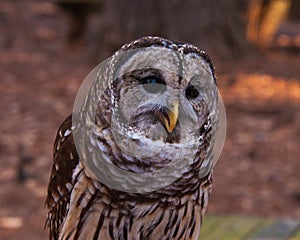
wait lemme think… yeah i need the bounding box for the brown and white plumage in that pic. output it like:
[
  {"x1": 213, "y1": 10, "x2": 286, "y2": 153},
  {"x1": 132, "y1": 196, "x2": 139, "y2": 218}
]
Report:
[{"x1": 45, "y1": 36, "x2": 218, "y2": 240}]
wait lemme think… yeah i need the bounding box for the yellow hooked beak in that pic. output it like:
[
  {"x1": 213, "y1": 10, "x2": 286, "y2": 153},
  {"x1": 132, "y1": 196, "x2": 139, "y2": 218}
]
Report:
[{"x1": 162, "y1": 102, "x2": 179, "y2": 133}]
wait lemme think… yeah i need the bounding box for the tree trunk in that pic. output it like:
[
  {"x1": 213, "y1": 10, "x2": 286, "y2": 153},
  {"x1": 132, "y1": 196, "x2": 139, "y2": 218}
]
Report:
[
  {"x1": 95, "y1": 0, "x2": 250, "y2": 59},
  {"x1": 246, "y1": 0, "x2": 292, "y2": 48}
]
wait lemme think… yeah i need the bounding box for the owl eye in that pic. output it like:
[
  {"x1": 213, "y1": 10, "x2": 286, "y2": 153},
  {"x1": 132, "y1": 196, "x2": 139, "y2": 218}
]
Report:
[
  {"x1": 185, "y1": 84, "x2": 199, "y2": 99},
  {"x1": 140, "y1": 76, "x2": 166, "y2": 94}
]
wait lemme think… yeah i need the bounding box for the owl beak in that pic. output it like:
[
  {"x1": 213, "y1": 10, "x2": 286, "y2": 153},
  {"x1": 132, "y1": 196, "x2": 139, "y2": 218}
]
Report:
[{"x1": 163, "y1": 102, "x2": 179, "y2": 133}]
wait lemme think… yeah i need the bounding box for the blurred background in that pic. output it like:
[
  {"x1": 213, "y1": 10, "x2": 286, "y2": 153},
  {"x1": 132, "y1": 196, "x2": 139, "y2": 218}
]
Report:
[{"x1": 0, "y1": 0, "x2": 299, "y2": 239}]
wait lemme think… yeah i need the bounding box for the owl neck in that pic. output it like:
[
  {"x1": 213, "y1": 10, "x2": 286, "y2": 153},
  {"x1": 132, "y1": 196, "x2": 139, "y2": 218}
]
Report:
[{"x1": 81, "y1": 162, "x2": 212, "y2": 207}]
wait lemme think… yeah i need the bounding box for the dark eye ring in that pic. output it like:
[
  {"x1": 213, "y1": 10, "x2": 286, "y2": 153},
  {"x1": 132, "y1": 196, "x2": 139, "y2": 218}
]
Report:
[
  {"x1": 185, "y1": 85, "x2": 199, "y2": 99},
  {"x1": 140, "y1": 76, "x2": 166, "y2": 94}
]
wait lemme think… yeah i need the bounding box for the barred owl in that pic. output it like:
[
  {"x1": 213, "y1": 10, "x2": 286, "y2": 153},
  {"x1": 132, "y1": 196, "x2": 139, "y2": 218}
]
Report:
[{"x1": 45, "y1": 36, "x2": 220, "y2": 240}]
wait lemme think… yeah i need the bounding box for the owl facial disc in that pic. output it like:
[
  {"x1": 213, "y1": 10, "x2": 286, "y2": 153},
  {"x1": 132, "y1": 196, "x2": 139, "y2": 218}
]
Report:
[{"x1": 72, "y1": 37, "x2": 226, "y2": 193}]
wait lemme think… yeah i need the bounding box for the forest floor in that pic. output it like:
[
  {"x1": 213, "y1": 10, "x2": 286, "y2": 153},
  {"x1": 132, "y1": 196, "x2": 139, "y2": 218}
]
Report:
[{"x1": 0, "y1": 1, "x2": 299, "y2": 239}]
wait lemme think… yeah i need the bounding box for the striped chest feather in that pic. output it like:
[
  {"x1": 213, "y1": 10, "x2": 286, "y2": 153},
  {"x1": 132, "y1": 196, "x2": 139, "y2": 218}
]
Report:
[{"x1": 58, "y1": 167, "x2": 212, "y2": 240}]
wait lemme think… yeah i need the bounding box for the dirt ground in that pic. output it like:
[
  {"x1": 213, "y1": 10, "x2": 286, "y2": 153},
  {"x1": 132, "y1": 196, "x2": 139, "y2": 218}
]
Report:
[{"x1": 0, "y1": 1, "x2": 299, "y2": 239}]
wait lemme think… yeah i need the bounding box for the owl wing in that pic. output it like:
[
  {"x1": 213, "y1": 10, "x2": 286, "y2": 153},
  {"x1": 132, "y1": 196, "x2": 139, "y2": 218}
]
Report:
[{"x1": 45, "y1": 114, "x2": 80, "y2": 240}]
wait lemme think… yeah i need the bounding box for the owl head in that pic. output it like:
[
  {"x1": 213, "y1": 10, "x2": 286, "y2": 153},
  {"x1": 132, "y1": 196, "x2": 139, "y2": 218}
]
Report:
[{"x1": 73, "y1": 37, "x2": 222, "y2": 193}]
